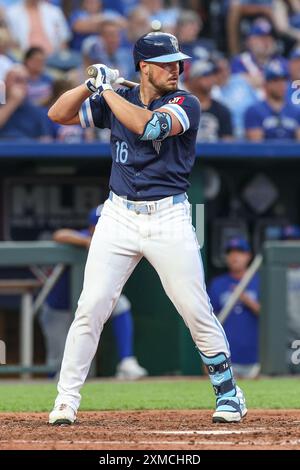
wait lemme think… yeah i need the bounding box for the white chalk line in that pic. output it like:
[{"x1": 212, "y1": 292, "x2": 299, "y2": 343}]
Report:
[
  {"x1": 1, "y1": 426, "x2": 298, "y2": 447},
  {"x1": 146, "y1": 429, "x2": 266, "y2": 435}
]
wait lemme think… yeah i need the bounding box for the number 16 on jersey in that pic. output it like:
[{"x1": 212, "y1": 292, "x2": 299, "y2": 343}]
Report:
[{"x1": 116, "y1": 141, "x2": 128, "y2": 163}]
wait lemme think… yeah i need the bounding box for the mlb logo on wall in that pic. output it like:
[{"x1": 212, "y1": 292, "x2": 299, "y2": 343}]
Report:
[{"x1": 3, "y1": 177, "x2": 105, "y2": 240}]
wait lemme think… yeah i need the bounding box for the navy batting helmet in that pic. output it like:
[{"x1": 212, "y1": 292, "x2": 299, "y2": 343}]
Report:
[{"x1": 133, "y1": 32, "x2": 190, "y2": 75}]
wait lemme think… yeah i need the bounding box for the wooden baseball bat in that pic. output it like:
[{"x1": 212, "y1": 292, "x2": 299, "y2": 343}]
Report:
[{"x1": 86, "y1": 66, "x2": 138, "y2": 89}]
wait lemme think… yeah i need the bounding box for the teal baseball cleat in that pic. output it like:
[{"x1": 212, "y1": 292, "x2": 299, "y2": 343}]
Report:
[{"x1": 199, "y1": 351, "x2": 248, "y2": 424}]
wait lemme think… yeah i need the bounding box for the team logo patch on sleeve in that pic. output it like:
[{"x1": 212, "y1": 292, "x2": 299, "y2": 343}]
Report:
[{"x1": 168, "y1": 96, "x2": 185, "y2": 105}]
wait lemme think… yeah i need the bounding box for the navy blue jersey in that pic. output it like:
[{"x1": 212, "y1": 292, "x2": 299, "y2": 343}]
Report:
[
  {"x1": 208, "y1": 273, "x2": 260, "y2": 365},
  {"x1": 79, "y1": 87, "x2": 201, "y2": 200}
]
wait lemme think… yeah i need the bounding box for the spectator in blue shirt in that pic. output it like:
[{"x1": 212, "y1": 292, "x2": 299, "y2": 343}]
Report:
[
  {"x1": 0, "y1": 64, "x2": 50, "y2": 140},
  {"x1": 208, "y1": 237, "x2": 260, "y2": 379},
  {"x1": 231, "y1": 18, "x2": 279, "y2": 93},
  {"x1": 82, "y1": 18, "x2": 134, "y2": 80},
  {"x1": 227, "y1": 0, "x2": 274, "y2": 55},
  {"x1": 176, "y1": 10, "x2": 217, "y2": 64},
  {"x1": 213, "y1": 55, "x2": 259, "y2": 138},
  {"x1": 24, "y1": 47, "x2": 53, "y2": 106},
  {"x1": 102, "y1": 0, "x2": 139, "y2": 16},
  {"x1": 69, "y1": 0, "x2": 126, "y2": 51},
  {"x1": 121, "y1": 6, "x2": 151, "y2": 50},
  {"x1": 245, "y1": 59, "x2": 300, "y2": 140}
]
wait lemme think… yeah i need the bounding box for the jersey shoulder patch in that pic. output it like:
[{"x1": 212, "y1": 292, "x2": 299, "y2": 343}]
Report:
[{"x1": 168, "y1": 96, "x2": 185, "y2": 105}]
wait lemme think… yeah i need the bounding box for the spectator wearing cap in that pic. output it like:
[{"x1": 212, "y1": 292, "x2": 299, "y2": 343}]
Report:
[
  {"x1": 212, "y1": 55, "x2": 259, "y2": 138},
  {"x1": 5, "y1": 0, "x2": 71, "y2": 55},
  {"x1": 208, "y1": 237, "x2": 260, "y2": 379},
  {"x1": 231, "y1": 17, "x2": 279, "y2": 92},
  {"x1": 245, "y1": 59, "x2": 300, "y2": 140},
  {"x1": 69, "y1": 0, "x2": 126, "y2": 52},
  {"x1": 281, "y1": 224, "x2": 300, "y2": 372},
  {"x1": 82, "y1": 19, "x2": 134, "y2": 81},
  {"x1": 186, "y1": 60, "x2": 233, "y2": 142},
  {"x1": 176, "y1": 10, "x2": 216, "y2": 64},
  {"x1": 227, "y1": 0, "x2": 274, "y2": 55}
]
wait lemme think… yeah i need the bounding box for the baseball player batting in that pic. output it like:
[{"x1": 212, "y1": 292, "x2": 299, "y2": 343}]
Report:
[{"x1": 48, "y1": 32, "x2": 247, "y2": 425}]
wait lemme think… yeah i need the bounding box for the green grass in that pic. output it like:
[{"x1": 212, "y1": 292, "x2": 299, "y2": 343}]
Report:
[{"x1": 0, "y1": 378, "x2": 299, "y2": 412}]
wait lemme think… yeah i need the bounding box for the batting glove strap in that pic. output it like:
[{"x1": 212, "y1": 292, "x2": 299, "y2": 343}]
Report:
[{"x1": 85, "y1": 78, "x2": 97, "y2": 94}]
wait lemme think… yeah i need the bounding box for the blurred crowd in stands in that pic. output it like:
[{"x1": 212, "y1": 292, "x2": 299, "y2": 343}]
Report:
[{"x1": 0, "y1": 0, "x2": 300, "y2": 142}]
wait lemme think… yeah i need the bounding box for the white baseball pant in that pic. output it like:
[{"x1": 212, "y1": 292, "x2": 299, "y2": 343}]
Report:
[{"x1": 55, "y1": 193, "x2": 230, "y2": 411}]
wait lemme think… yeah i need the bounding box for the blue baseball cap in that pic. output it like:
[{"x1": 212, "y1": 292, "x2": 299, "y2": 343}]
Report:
[
  {"x1": 247, "y1": 18, "x2": 273, "y2": 37},
  {"x1": 281, "y1": 225, "x2": 300, "y2": 240},
  {"x1": 225, "y1": 238, "x2": 251, "y2": 253},
  {"x1": 264, "y1": 59, "x2": 289, "y2": 81},
  {"x1": 289, "y1": 47, "x2": 300, "y2": 60},
  {"x1": 88, "y1": 205, "x2": 103, "y2": 226}
]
